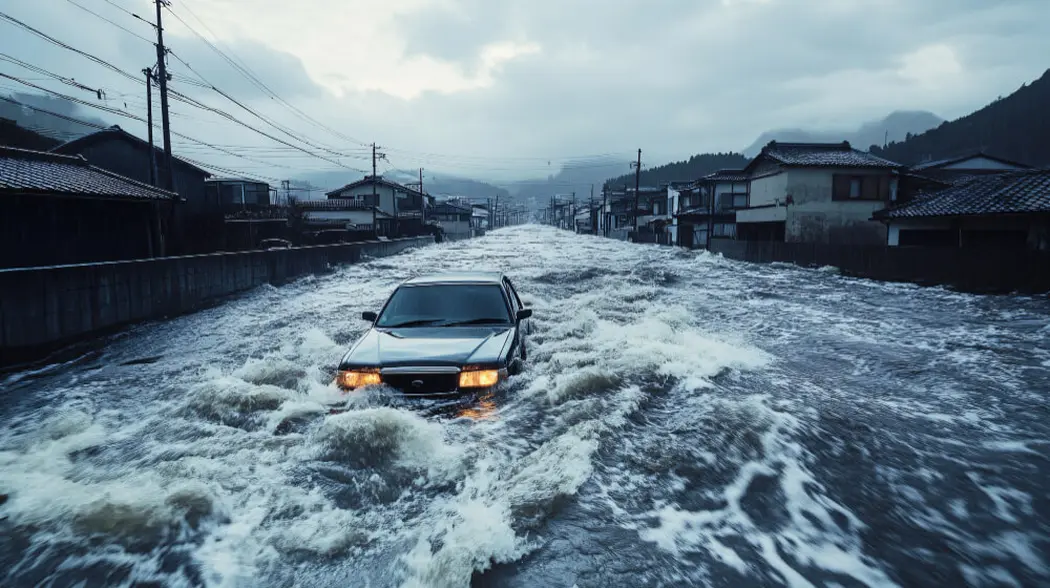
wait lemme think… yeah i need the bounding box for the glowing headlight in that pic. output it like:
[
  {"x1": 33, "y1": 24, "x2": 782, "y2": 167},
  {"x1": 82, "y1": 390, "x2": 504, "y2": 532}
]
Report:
[
  {"x1": 336, "y1": 369, "x2": 381, "y2": 390},
  {"x1": 458, "y1": 369, "x2": 502, "y2": 388}
]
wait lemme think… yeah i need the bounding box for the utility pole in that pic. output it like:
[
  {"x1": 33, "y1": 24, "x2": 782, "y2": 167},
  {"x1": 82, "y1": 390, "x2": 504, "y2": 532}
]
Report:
[
  {"x1": 590, "y1": 184, "x2": 596, "y2": 235},
  {"x1": 419, "y1": 168, "x2": 425, "y2": 227},
  {"x1": 707, "y1": 183, "x2": 715, "y2": 250},
  {"x1": 154, "y1": 0, "x2": 173, "y2": 192},
  {"x1": 602, "y1": 187, "x2": 608, "y2": 237},
  {"x1": 632, "y1": 148, "x2": 642, "y2": 235},
  {"x1": 143, "y1": 68, "x2": 157, "y2": 186},
  {"x1": 371, "y1": 143, "x2": 386, "y2": 237},
  {"x1": 494, "y1": 194, "x2": 500, "y2": 229}
]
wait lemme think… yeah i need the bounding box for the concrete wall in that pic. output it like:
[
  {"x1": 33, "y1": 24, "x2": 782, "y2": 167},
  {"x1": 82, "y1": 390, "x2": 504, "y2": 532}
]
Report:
[
  {"x1": 0, "y1": 236, "x2": 433, "y2": 367},
  {"x1": 710, "y1": 239, "x2": 1050, "y2": 294},
  {"x1": 748, "y1": 172, "x2": 789, "y2": 207}
]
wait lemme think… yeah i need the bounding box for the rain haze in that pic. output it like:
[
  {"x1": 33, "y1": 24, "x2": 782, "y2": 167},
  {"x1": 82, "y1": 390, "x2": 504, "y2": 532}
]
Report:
[
  {"x1": 1, "y1": 1, "x2": 1049, "y2": 588},
  {"x1": 2, "y1": 0, "x2": 1049, "y2": 181}
]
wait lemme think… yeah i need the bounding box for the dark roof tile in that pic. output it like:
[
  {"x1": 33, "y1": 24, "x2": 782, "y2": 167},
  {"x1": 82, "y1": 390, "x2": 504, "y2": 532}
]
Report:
[
  {"x1": 758, "y1": 141, "x2": 902, "y2": 169},
  {"x1": 0, "y1": 146, "x2": 176, "y2": 200},
  {"x1": 876, "y1": 168, "x2": 1050, "y2": 219},
  {"x1": 910, "y1": 151, "x2": 1031, "y2": 171}
]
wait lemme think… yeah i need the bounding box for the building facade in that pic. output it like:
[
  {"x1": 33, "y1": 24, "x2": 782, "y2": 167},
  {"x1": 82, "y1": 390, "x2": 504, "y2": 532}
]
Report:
[
  {"x1": 875, "y1": 168, "x2": 1050, "y2": 251},
  {"x1": 736, "y1": 141, "x2": 904, "y2": 245},
  {"x1": 0, "y1": 146, "x2": 176, "y2": 268}
]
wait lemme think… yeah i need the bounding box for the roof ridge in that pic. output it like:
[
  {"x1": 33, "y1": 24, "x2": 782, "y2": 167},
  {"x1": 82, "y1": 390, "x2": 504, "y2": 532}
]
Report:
[
  {"x1": 85, "y1": 162, "x2": 178, "y2": 198},
  {"x1": 0, "y1": 145, "x2": 89, "y2": 165}
]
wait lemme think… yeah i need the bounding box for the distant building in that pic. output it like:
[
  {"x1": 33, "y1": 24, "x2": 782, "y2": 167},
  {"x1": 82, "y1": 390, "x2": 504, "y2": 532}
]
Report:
[
  {"x1": 51, "y1": 125, "x2": 211, "y2": 213},
  {"x1": 736, "y1": 141, "x2": 904, "y2": 244},
  {"x1": 675, "y1": 169, "x2": 748, "y2": 249},
  {"x1": 295, "y1": 199, "x2": 392, "y2": 239},
  {"x1": 0, "y1": 146, "x2": 176, "y2": 268},
  {"x1": 910, "y1": 152, "x2": 1031, "y2": 184},
  {"x1": 205, "y1": 178, "x2": 272, "y2": 212},
  {"x1": 430, "y1": 201, "x2": 473, "y2": 239},
  {"x1": 325, "y1": 175, "x2": 429, "y2": 236},
  {"x1": 874, "y1": 168, "x2": 1050, "y2": 250}
]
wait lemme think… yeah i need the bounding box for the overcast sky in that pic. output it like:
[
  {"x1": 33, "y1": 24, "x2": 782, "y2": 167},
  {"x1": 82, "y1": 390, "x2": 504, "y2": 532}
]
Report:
[{"x1": 1, "y1": 0, "x2": 1048, "y2": 184}]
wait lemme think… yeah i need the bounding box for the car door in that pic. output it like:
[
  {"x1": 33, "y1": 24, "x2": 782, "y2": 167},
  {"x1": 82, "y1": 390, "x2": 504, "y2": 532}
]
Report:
[{"x1": 503, "y1": 277, "x2": 530, "y2": 340}]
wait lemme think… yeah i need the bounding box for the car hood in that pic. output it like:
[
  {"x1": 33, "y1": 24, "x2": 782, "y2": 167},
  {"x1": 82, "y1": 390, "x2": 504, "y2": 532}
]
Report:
[{"x1": 341, "y1": 326, "x2": 515, "y2": 368}]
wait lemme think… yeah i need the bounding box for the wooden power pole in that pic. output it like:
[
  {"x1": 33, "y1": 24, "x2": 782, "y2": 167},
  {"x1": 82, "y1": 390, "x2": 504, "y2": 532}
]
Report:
[
  {"x1": 154, "y1": 0, "x2": 174, "y2": 192},
  {"x1": 632, "y1": 148, "x2": 642, "y2": 234}
]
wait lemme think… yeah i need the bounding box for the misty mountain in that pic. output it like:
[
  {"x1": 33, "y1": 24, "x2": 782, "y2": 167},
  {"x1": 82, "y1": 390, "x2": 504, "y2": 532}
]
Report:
[
  {"x1": 506, "y1": 157, "x2": 635, "y2": 205},
  {"x1": 604, "y1": 152, "x2": 750, "y2": 189},
  {"x1": 871, "y1": 69, "x2": 1050, "y2": 167},
  {"x1": 742, "y1": 111, "x2": 944, "y2": 157},
  {"x1": 0, "y1": 92, "x2": 109, "y2": 144}
]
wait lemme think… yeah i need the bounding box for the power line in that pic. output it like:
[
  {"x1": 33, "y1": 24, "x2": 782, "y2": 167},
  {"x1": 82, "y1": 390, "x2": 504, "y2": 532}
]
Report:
[
  {"x1": 0, "y1": 10, "x2": 142, "y2": 85},
  {"x1": 0, "y1": 79, "x2": 300, "y2": 173},
  {"x1": 164, "y1": 51, "x2": 365, "y2": 164},
  {"x1": 0, "y1": 10, "x2": 364, "y2": 173},
  {"x1": 101, "y1": 0, "x2": 145, "y2": 21},
  {"x1": 0, "y1": 93, "x2": 283, "y2": 184},
  {"x1": 61, "y1": 0, "x2": 153, "y2": 44},
  {"x1": 0, "y1": 52, "x2": 101, "y2": 96},
  {"x1": 164, "y1": 3, "x2": 369, "y2": 148}
]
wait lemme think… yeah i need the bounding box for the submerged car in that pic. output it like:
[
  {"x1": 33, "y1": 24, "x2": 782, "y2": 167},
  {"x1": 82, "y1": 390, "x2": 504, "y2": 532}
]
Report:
[{"x1": 335, "y1": 272, "x2": 532, "y2": 396}]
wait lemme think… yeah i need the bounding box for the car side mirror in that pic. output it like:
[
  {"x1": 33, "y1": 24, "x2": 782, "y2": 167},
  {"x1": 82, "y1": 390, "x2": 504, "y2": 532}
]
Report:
[
  {"x1": 362, "y1": 311, "x2": 377, "y2": 322},
  {"x1": 516, "y1": 309, "x2": 533, "y2": 321}
]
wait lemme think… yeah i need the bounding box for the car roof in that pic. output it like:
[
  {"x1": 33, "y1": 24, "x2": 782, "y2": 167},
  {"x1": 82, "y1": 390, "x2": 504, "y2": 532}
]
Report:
[{"x1": 403, "y1": 271, "x2": 505, "y2": 285}]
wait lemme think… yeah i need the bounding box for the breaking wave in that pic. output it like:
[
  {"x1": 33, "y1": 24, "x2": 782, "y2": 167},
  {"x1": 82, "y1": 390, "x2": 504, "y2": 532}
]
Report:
[{"x1": 1, "y1": 226, "x2": 1047, "y2": 587}]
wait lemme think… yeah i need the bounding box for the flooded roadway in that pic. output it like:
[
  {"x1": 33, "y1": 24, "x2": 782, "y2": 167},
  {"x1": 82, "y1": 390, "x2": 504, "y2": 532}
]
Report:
[{"x1": 1, "y1": 225, "x2": 1048, "y2": 587}]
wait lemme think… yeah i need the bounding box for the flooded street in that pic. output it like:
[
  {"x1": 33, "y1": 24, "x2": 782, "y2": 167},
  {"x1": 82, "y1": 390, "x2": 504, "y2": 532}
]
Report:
[{"x1": 1, "y1": 225, "x2": 1048, "y2": 588}]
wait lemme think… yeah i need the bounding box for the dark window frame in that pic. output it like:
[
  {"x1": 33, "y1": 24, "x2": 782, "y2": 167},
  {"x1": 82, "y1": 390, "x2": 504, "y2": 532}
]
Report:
[{"x1": 833, "y1": 173, "x2": 890, "y2": 202}]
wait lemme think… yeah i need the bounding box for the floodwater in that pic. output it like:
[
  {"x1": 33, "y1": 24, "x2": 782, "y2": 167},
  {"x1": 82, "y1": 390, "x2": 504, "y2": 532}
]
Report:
[{"x1": 1, "y1": 225, "x2": 1048, "y2": 588}]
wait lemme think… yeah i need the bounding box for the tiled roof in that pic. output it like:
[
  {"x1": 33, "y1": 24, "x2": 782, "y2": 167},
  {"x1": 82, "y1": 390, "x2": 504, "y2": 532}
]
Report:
[
  {"x1": 325, "y1": 175, "x2": 425, "y2": 198},
  {"x1": 910, "y1": 151, "x2": 1031, "y2": 171},
  {"x1": 700, "y1": 168, "x2": 749, "y2": 183},
  {"x1": 0, "y1": 146, "x2": 178, "y2": 200},
  {"x1": 875, "y1": 168, "x2": 1050, "y2": 219},
  {"x1": 431, "y1": 202, "x2": 472, "y2": 214},
  {"x1": 755, "y1": 141, "x2": 903, "y2": 169}
]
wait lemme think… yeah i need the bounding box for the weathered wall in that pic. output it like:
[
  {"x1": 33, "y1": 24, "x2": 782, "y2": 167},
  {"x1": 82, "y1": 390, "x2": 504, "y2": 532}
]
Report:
[
  {"x1": 710, "y1": 239, "x2": 1050, "y2": 294},
  {"x1": 0, "y1": 236, "x2": 433, "y2": 367}
]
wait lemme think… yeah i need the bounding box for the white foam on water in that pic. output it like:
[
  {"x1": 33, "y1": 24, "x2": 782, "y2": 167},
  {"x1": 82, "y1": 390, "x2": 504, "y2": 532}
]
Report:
[
  {"x1": 637, "y1": 396, "x2": 896, "y2": 587},
  {"x1": 316, "y1": 407, "x2": 466, "y2": 481},
  {"x1": 3, "y1": 225, "x2": 1047, "y2": 588}
]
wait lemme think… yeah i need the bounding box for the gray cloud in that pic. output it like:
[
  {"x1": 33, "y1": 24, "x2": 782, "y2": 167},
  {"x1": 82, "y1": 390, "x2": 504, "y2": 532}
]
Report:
[{"x1": 2, "y1": 0, "x2": 1048, "y2": 183}]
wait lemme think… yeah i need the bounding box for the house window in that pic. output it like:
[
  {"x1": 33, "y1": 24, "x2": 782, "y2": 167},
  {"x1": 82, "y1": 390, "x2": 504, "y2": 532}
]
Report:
[
  {"x1": 732, "y1": 193, "x2": 747, "y2": 208},
  {"x1": 833, "y1": 174, "x2": 889, "y2": 201}
]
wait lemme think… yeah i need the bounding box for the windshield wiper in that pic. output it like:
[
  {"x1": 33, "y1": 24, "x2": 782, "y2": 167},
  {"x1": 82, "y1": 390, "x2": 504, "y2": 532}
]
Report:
[
  {"x1": 382, "y1": 319, "x2": 445, "y2": 328},
  {"x1": 442, "y1": 318, "x2": 511, "y2": 327}
]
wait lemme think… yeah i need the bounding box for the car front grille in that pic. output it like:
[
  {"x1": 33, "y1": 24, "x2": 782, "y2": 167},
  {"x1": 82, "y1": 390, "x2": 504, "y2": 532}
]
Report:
[{"x1": 381, "y1": 371, "x2": 460, "y2": 395}]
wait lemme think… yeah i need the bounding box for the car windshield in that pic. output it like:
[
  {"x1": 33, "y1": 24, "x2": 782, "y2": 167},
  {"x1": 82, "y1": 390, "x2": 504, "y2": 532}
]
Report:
[{"x1": 375, "y1": 283, "x2": 512, "y2": 328}]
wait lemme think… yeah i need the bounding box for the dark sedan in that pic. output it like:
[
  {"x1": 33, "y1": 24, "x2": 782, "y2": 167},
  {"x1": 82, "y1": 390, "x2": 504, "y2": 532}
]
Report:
[{"x1": 335, "y1": 272, "x2": 532, "y2": 396}]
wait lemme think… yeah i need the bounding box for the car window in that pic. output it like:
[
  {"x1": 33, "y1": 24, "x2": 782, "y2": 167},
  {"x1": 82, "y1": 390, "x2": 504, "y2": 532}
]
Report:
[
  {"x1": 375, "y1": 283, "x2": 512, "y2": 327},
  {"x1": 504, "y1": 277, "x2": 524, "y2": 309}
]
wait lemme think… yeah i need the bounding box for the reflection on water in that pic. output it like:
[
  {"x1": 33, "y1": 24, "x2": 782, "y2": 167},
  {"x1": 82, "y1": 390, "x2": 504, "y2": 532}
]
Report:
[{"x1": 455, "y1": 392, "x2": 499, "y2": 420}]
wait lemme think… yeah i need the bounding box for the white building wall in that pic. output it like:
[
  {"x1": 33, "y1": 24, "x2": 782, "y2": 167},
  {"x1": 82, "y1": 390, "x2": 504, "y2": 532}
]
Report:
[
  {"x1": 781, "y1": 169, "x2": 897, "y2": 245},
  {"x1": 748, "y1": 173, "x2": 789, "y2": 207},
  {"x1": 304, "y1": 210, "x2": 378, "y2": 227},
  {"x1": 333, "y1": 184, "x2": 396, "y2": 215}
]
